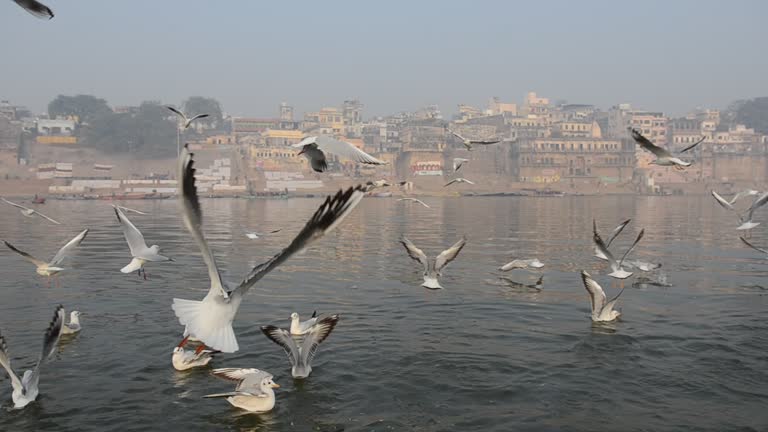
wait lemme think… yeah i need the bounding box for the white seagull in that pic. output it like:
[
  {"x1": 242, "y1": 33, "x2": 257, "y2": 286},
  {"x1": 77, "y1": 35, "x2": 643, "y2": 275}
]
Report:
[
  {"x1": 712, "y1": 190, "x2": 768, "y2": 232},
  {"x1": 172, "y1": 336, "x2": 217, "y2": 371},
  {"x1": 630, "y1": 128, "x2": 691, "y2": 170},
  {"x1": 400, "y1": 236, "x2": 467, "y2": 289},
  {"x1": 593, "y1": 219, "x2": 632, "y2": 260},
  {"x1": 115, "y1": 205, "x2": 149, "y2": 216},
  {"x1": 498, "y1": 258, "x2": 544, "y2": 271},
  {"x1": 580, "y1": 271, "x2": 623, "y2": 322},
  {"x1": 365, "y1": 179, "x2": 391, "y2": 191},
  {"x1": 397, "y1": 197, "x2": 430, "y2": 209},
  {"x1": 290, "y1": 311, "x2": 318, "y2": 336},
  {"x1": 204, "y1": 368, "x2": 279, "y2": 413},
  {"x1": 293, "y1": 135, "x2": 386, "y2": 173},
  {"x1": 166, "y1": 106, "x2": 210, "y2": 129},
  {"x1": 245, "y1": 228, "x2": 282, "y2": 240},
  {"x1": 12, "y1": 0, "x2": 53, "y2": 19},
  {"x1": 453, "y1": 158, "x2": 469, "y2": 172},
  {"x1": 1, "y1": 197, "x2": 60, "y2": 224},
  {"x1": 172, "y1": 144, "x2": 365, "y2": 353},
  {"x1": 593, "y1": 226, "x2": 644, "y2": 282},
  {"x1": 447, "y1": 129, "x2": 501, "y2": 151},
  {"x1": 444, "y1": 178, "x2": 475, "y2": 187},
  {"x1": 3, "y1": 229, "x2": 88, "y2": 285},
  {"x1": 0, "y1": 305, "x2": 64, "y2": 409},
  {"x1": 261, "y1": 315, "x2": 340, "y2": 379},
  {"x1": 114, "y1": 206, "x2": 173, "y2": 280},
  {"x1": 61, "y1": 311, "x2": 82, "y2": 335}
]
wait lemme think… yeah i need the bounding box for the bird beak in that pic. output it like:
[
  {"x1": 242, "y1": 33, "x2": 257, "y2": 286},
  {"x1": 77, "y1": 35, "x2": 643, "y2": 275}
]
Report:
[
  {"x1": 270, "y1": 382, "x2": 280, "y2": 388},
  {"x1": 297, "y1": 149, "x2": 305, "y2": 156}
]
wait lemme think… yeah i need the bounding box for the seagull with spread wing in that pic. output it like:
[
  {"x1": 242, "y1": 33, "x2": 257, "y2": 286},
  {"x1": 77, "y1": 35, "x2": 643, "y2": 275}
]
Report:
[
  {"x1": 444, "y1": 178, "x2": 475, "y2": 187},
  {"x1": 593, "y1": 223, "x2": 644, "y2": 286},
  {"x1": 3, "y1": 229, "x2": 88, "y2": 286},
  {"x1": 0, "y1": 305, "x2": 64, "y2": 409},
  {"x1": 453, "y1": 158, "x2": 470, "y2": 172},
  {"x1": 114, "y1": 206, "x2": 172, "y2": 280},
  {"x1": 172, "y1": 144, "x2": 365, "y2": 353},
  {"x1": 262, "y1": 314, "x2": 340, "y2": 379},
  {"x1": 400, "y1": 236, "x2": 467, "y2": 289},
  {"x1": 12, "y1": 0, "x2": 53, "y2": 19},
  {"x1": 593, "y1": 219, "x2": 632, "y2": 260},
  {"x1": 630, "y1": 128, "x2": 691, "y2": 170},
  {"x1": 712, "y1": 190, "x2": 768, "y2": 234},
  {"x1": 498, "y1": 258, "x2": 544, "y2": 271},
  {"x1": 166, "y1": 106, "x2": 210, "y2": 129},
  {"x1": 1, "y1": 197, "x2": 60, "y2": 224},
  {"x1": 204, "y1": 368, "x2": 279, "y2": 412},
  {"x1": 397, "y1": 197, "x2": 430, "y2": 208},
  {"x1": 580, "y1": 271, "x2": 623, "y2": 322},
  {"x1": 293, "y1": 135, "x2": 386, "y2": 173},
  {"x1": 447, "y1": 129, "x2": 501, "y2": 151}
]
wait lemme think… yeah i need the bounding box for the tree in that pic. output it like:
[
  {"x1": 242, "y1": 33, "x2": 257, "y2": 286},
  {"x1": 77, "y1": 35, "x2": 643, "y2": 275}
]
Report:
[
  {"x1": 85, "y1": 101, "x2": 176, "y2": 157},
  {"x1": 48, "y1": 94, "x2": 112, "y2": 125},
  {"x1": 182, "y1": 96, "x2": 223, "y2": 129},
  {"x1": 732, "y1": 97, "x2": 768, "y2": 134}
]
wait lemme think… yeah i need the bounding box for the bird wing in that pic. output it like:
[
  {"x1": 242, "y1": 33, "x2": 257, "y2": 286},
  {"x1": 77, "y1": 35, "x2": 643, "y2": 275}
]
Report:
[
  {"x1": 28, "y1": 305, "x2": 64, "y2": 392},
  {"x1": 233, "y1": 185, "x2": 365, "y2": 296},
  {"x1": 592, "y1": 224, "x2": 617, "y2": 266},
  {"x1": 117, "y1": 205, "x2": 149, "y2": 216},
  {"x1": 434, "y1": 236, "x2": 467, "y2": 272},
  {"x1": 605, "y1": 219, "x2": 632, "y2": 247},
  {"x1": 300, "y1": 315, "x2": 340, "y2": 366},
  {"x1": 314, "y1": 136, "x2": 386, "y2": 165},
  {"x1": 630, "y1": 129, "x2": 671, "y2": 158},
  {"x1": 12, "y1": 0, "x2": 53, "y2": 19},
  {"x1": 729, "y1": 190, "x2": 758, "y2": 205},
  {"x1": 114, "y1": 206, "x2": 149, "y2": 256},
  {"x1": 602, "y1": 288, "x2": 624, "y2": 315},
  {"x1": 211, "y1": 367, "x2": 263, "y2": 383},
  {"x1": 31, "y1": 210, "x2": 61, "y2": 225},
  {"x1": 618, "y1": 229, "x2": 644, "y2": 267},
  {"x1": 1, "y1": 197, "x2": 30, "y2": 211},
  {"x1": 260, "y1": 326, "x2": 300, "y2": 367},
  {"x1": 444, "y1": 179, "x2": 458, "y2": 187},
  {"x1": 188, "y1": 114, "x2": 210, "y2": 123},
  {"x1": 166, "y1": 106, "x2": 187, "y2": 122},
  {"x1": 580, "y1": 271, "x2": 607, "y2": 317},
  {"x1": 499, "y1": 259, "x2": 524, "y2": 271},
  {"x1": 678, "y1": 136, "x2": 705, "y2": 154},
  {"x1": 400, "y1": 237, "x2": 429, "y2": 272},
  {"x1": 711, "y1": 190, "x2": 736, "y2": 212},
  {"x1": 463, "y1": 179, "x2": 476, "y2": 185},
  {"x1": 0, "y1": 332, "x2": 22, "y2": 395},
  {"x1": 745, "y1": 191, "x2": 768, "y2": 222},
  {"x1": 49, "y1": 229, "x2": 88, "y2": 266},
  {"x1": 3, "y1": 240, "x2": 46, "y2": 267},
  {"x1": 740, "y1": 237, "x2": 768, "y2": 255},
  {"x1": 471, "y1": 139, "x2": 501, "y2": 145},
  {"x1": 179, "y1": 145, "x2": 227, "y2": 299},
  {"x1": 448, "y1": 129, "x2": 467, "y2": 142}
]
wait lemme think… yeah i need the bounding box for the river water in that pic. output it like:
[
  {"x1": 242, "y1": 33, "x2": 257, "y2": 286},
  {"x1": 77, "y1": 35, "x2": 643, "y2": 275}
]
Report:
[{"x1": 0, "y1": 195, "x2": 765, "y2": 431}]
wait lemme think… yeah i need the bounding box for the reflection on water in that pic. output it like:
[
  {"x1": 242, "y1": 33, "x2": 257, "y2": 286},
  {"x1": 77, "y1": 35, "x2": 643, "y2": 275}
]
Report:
[{"x1": 0, "y1": 196, "x2": 766, "y2": 431}]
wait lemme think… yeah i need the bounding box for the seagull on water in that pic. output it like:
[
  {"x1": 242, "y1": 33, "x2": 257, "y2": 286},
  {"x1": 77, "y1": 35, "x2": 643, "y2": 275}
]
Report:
[
  {"x1": 166, "y1": 106, "x2": 210, "y2": 129},
  {"x1": 290, "y1": 311, "x2": 318, "y2": 336},
  {"x1": 400, "y1": 236, "x2": 467, "y2": 289},
  {"x1": 262, "y1": 315, "x2": 340, "y2": 379},
  {"x1": 498, "y1": 258, "x2": 544, "y2": 271},
  {"x1": 1, "y1": 197, "x2": 60, "y2": 224},
  {"x1": 114, "y1": 206, "x2": 172, "y2": 280},
  {"x1": 712, "y1": 190, "x2": 768, "y2": 233},
  {"x1": 12, "y1": 0, "x2": 53, "y2": 19},
  {"x1": 172, "y1": 144, "x2": 365, "y2": 353},
  {"x1": 630, "y1": 128, "x2": 691, "y2": 170},
  {"x1": 453, "y1": 158, "x2": 469, "y2": 172},
  {"x1": 172, "y1": 336, "x2": 217, "y2": 371},
  {"x1": 447, "y1": 129, "x2": 501, "y2": 151},
  {"x1": 204, "y1": 368, "x2": 279, "y2": 413},
  {"x1": 245, "y1": 228, "x2": 282, "y2": 240},
  {"x1": 365, "y1": 179, "x2": 391, "y2": 191},
  {"x1": 593, "y1": 219, "x2": 632, "y2": 260},
  {"x1": 3, "y1": 229, "x2": 88, "y2": 286},
  {"x1": 444, "y1": 178, "x2": 475, "y2": 187},
  {"x1": 593, "y1": 223, "x2": 644, "y2": 285},
  {"x1": 581, "y1": 271, "x2": 623, "y2": 322},
  {"x1": 61, "y1": 311, "x2": 82, "y2": 335},
  {"x1": 0, "y1": 305, "x2": 64, "y2": 409},
  {"x1": 398, "y1": 197, "x2": 430, "y2": 208},
  {"x1": 293, "y1": 136, "x2": 386, "y2": 173}
]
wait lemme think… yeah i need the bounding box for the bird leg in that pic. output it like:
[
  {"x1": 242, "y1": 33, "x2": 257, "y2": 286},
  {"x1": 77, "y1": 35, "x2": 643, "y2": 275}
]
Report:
[{"x1": 143, "y1": 270, "x2": 149, "y2": 281}]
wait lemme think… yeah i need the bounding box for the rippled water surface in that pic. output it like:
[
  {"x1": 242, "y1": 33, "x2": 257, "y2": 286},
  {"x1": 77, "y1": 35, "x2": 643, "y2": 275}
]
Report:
[{"x1": 0, "y1": 196, "x2": 766, "y2": 431}]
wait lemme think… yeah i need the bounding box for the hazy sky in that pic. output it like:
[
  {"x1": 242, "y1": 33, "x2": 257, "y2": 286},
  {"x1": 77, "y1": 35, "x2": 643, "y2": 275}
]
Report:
[{"x1": 2, "y1": 0, "x2": 767, "y2": 118}]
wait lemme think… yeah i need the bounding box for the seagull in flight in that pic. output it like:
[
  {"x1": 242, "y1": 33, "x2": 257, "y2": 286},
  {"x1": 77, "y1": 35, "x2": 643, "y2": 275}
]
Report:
[
  {"x1": 1, "y1": 197, "x2": 60, "y2": 224},
  {"x1": 498, "y1": 258, "x2": 544, "y2": 271},
  {"x1": 262, "y1": 315, "x2": 340, "y2": 378},
  {"x1": 630, "y1": 128, "x2": 691, "y2": 170},
  {"x1": 166, "y1": 106, "x2": 210, "y2": 129},
  {"x1": 580, "y1": 271, "x2": 623, "y2": 322},
  {"x1": 114, "y1": 206, "x2": 172, "y2": 280},
  {"x1": 593, "y1": 223, "x2": 644, "y2": 285},
  {"x1": 400, "y1": 236, "x2": 467, "y2": 289},
  {"x1": 593, "y1": 219, "x2": 632, "y2": 260},
  {"x1": 453, "y1": 158, "x2": 469, "y2": 172},
  {"x1": 712, "y1": 190, "x2": 768, "y2": 233},
  {"x1": 444, "y1": 178, "x2": 475, "y2": 187},
  {"x1": 397, "y1": 197, "x2": 430, "y2": 208},
  {"x1": 293, "y1": 136, "x2": 386, "y2": 173},
  {"x1": 289, "y1": 311, "x2": 318, "y2": 336},
  {"x1": 447, "y1": 129, "x2": 501, "y2": 151},
  {"x1": 12, "y1": 0, "x2": 53, "y2": 19},
  {"x1": 204, "y1": 368, "x2": 279, "y2": 412},
  {"x1": 172, "y1": 144, "x2": 365, "y2": 353},
  {"x1": 0, "y1": 305, "x2": 64, "y2": 409},
  {"x1": 3, "y1": 229, "x2": 88, "y2": 286},
  {"x1": 622, "y1": 260, "x2": 662, "y2": 272}
]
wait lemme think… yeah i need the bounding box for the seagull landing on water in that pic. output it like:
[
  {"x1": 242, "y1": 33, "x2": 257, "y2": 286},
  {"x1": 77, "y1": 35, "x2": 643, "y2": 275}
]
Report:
[
  {"x1": 397, "y1": 197, "x2": 430, "y2": 208},
  {"x1": 293, "y1": 136, "x2": 386, "y2": 173},
  {"x1": 166, "y1": 106, "x2": 210, "y2": 129},
  {"x1": 172, "y1": 144, "x2": 365, "y2": 353},
  {"x1": 593, "y1": 219, "x2": 632, "y2": 260},
  {"x1": 712, "y1": 190, "x2": 768, "y2": 234},
  {"x1": 12, "y1": 0, "x2": 53, "y2": 19},
  {"x1": 262, "y1": 315, "x2": 340, "y2": 379},
  {"x1": 114, "y1": 206, "x2": 172, "y2": 280},
  {"x1": 630, "y1": 128, "x2": 691, "y2": 170},
  {"x1": 498, "y1": 258, "x2": 544, "y2": 271},
  {"x1": 0, "y1": 305, "x2": 64, "y2": 409},
  {"x1": 593, "y1": 221, "x2": 644, "y2": 286},
  {"x1": 453, "y1": 158, "x2": 469, "y2": 172},
  {"x1": 61, "y1": 311, "x2": 82, "y2": 335},
  {"x1": 290, "y1": 311, "x2": 318, "y2": 336},
  {"x1": 447, "y1": 129, "x2": 501, "y2": 151},
  {"x1": 3, "y1": 229, "x2": 88, "y2": 286},
  {"x1": 400, "y1": 236, "x2": 467, "y2": 289},
  {"x1": 1, "y1": 197, "x2": 60, "y2": 224},
  {"x1": 172, "y1": 336, "x2": 217, "y2": 371},
  {"x1": 444, "y1": 178, "x2": 475, "y2": 187},
  {"x1": 581, "y1": 271, "x2": 623, "y2": 322},
  {"x1": 204, "y1": 368, "x2": 279, "y2": 413}
]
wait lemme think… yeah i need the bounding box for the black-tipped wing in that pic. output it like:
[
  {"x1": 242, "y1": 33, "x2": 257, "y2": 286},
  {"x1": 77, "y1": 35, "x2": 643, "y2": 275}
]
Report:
[
  {"x1": 13, "y1": 0, "x2": 53, "y2": 19},
  {"x1": 740, "y1": 237, "x2": 768, "y2": 255},
  {"x1": 114, "y1": 207, "x2": 148, "y2": 255},
  {"x1": 679, "y1": 136, "x2": 705, "y2": 154},
  {"x1": 471, "y1": 139, "x2": 501, "y2": 145},
  {"x1": 593, "y1": 227, "x2": 617, "y2": 265},
  {"x1": 166, "y1": 106, "x2": 186, "y2": 121},
  {"x1": 234, "y1": 185, "x2": 365, "y2": 296},
  {"x1": 301, "y1": 315, "x2": 339, "y2": 366},
  {"x1": 0, "y1": 332, "x2": 22, "y2": 394},
  {"x1": 745, "y1": 192, "x2": 768, "y2": 221},
  {"x1": 606, "y1": 219, "x2": 632, "y2": 247},
  {"x1": 618, "y1": 229, "x2": 644, "y2": 267},
  {"x1": 630, "y1": 128, "x2": 671, "y2": 158},
  {"x1": 400, "y1": 237, "x2": 429, "y2": 271},
  {"x1": 711, "y1": 190, "x2": 735, "y2": 212},
  {"x1": 50, "y1": 229, "x2": 88, "y2": 266},
  {"x1": 28, "y1": 305, "x2": 64, "y2": 392},
  {"x1": 188, "y1": 114, "x2": 210, "y2": 122},
  {"x1": 435, "y1": 236, "x2": 467, "y2": 272},
  {"x1": 3, "y1": 240, "x2": 46, "y2": 267},
  {"x1": 261, "y1": 326, "x2": 299, "y2": 366},
  {"x1": 581, "y1": 271, "x2": 606, "y2": 316}
]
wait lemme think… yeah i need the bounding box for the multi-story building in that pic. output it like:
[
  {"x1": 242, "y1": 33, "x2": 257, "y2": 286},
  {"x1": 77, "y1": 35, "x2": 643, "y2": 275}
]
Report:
[{"x1": 487, "y1": 97, "x2": 517, "y2": 116}]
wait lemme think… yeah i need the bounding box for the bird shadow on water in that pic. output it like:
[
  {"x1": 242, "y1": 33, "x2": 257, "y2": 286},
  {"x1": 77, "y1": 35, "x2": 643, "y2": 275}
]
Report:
[{"x1": 204, "y1": 408, "x2": 278, "y2": 432}]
